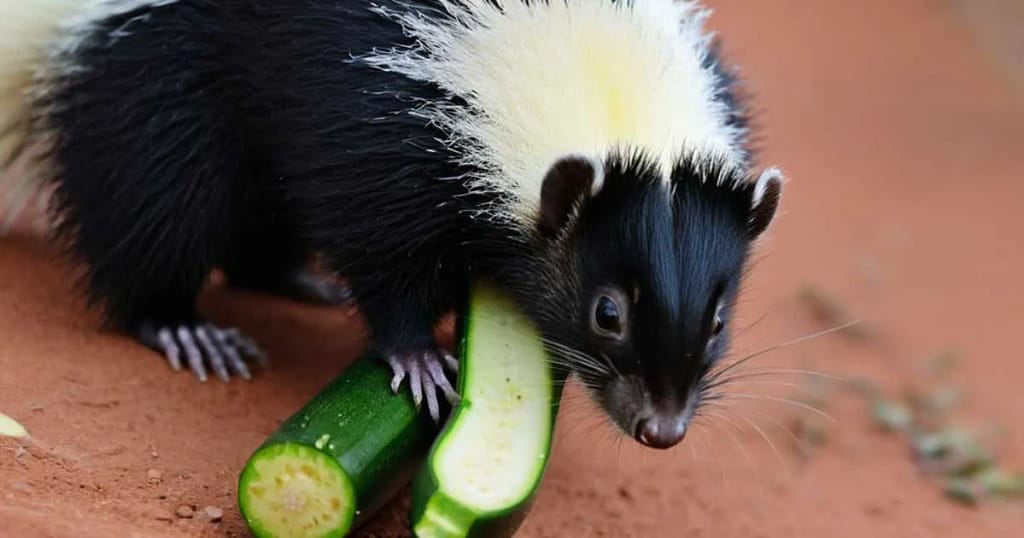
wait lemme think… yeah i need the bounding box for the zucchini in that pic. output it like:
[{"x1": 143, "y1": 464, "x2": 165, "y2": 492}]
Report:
[
  {"x1": 238, "y1": 356, "x2": 438, "y2": 538},
  {"x1": 410, "y1": 281, "x2": 563, "y2": 538}
]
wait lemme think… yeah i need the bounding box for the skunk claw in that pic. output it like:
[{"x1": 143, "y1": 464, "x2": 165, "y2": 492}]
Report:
[
  {"x1": 441, "y1": 351, "x2": 460, "y2": 373},
  {"x1": 384, "y1": 348, "x2": 459, "y2": 421},
  {"x1": 176, "y1": 327, "x2": 207, "y2": 382},
  {"x1": 138, "y1": 321, "x2": 265, "y2": 382}
]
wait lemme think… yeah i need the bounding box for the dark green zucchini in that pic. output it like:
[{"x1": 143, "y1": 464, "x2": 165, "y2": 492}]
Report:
[{"x1": 238, "y1": 356, "x2": 438, "y2": 538}]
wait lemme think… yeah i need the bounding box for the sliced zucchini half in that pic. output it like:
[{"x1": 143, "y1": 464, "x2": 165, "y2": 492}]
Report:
[{"x1": 410, "y1": 281, "x2": 563, "y2": 537}]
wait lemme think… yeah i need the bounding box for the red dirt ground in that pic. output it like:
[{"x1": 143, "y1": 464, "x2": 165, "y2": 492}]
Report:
[{"x1": 2, "y1": 1, "x2": 1023, "y2": 536}]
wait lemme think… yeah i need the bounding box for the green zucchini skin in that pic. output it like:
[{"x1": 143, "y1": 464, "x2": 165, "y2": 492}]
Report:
[
  {"x1": 408, "y1": 439, "x2": 553, "y2": 538},
  {"x1": 239, "y1": 355, "x2": 439, "y2": 537},
  {"x1": 408, "y1": 282, "x2": 566, "y2": 538},
  {"x1": 409, "y1": 391, "x2": 564, "y2": 538}
]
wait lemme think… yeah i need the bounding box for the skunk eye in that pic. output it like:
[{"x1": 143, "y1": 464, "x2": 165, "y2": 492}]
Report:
[
  {"x1": 710, "y1": 315, "x2": 724, "y2": 338},
  {"x1": 591, "y1": 291, "x2": 627, "y2": 339},
  {"x1": 595, "y1": 297, "x2": 621, "y2": 332}
]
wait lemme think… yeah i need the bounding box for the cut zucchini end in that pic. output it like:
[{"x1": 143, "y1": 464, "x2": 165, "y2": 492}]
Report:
[
  {"x1": 431, "y1": 286, "x2": 555, "y2": 512},
  {"x1": 239, "y1": 442, "x2": 356, "y2": 538},
  {"x1": 409, "y1": 281, "x2": 557, "y2": 537},
  {"x1": 412, "y1": 485, "x2": 535, "y2": 538},
  {"x1": 411, "y1": 490, "x2": 476, "y2": 538}
]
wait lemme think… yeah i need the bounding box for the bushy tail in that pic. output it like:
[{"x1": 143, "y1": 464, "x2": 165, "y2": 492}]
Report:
[{"x1": 0, "y1": 0, "x2": 87, "y2": 234}]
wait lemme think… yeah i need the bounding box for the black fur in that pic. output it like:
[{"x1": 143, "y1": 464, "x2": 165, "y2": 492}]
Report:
[
  {"x1": 480, "y1": 150, "x2": 764, "y2": 443},
  {"x1": 538, "y1": 156, "x2": 598, "y2": 237},
  {"x1": 38, "y1": 0, "x2": 481, "y2": 354},
  {"x1": 30, "y1": 0, "x2": 777, "y2": 445},
  {"x1": 703, "y1": 38, "x2": 758, "y2": 160}
]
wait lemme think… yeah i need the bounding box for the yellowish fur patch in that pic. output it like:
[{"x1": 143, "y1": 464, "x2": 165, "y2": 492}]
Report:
[
  {"x1": 0, "y1": 0, "x2": 175, "y2": 231},
  {"x1": 0, "y1": 0, "x2": 80, "y2": 164},
  {"x1": 364, "y1": 0, "x2": 743, "y2": 225},
  {"x1": 2, "y1": 1, "x2": 177, "y2": 159}
]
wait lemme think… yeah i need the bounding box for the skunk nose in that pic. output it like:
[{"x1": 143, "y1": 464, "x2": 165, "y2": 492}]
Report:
[{"x1": 634, "y1": 415, "x2": 688, "y2": 449}]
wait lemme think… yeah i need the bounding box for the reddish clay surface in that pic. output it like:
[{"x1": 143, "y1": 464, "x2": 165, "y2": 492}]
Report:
[{"x1": 2, "y1": 1, "x2": 1023, "y2": 536}]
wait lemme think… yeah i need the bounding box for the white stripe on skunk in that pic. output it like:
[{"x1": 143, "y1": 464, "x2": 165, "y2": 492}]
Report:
[
  {"x1": 0, "y1": 0, "x2": 176, "y2": 233},
  {"x1": 0, "y1": 0, "x2": 178, "y2": 233},
  {"x1": 362, "y1": 0, "x2": 744, "y2": 226},
  {"x1": 1, "y1": 0, "x2": 745, "y2": 232},
  {"x1": 0, "y1": 0, "x2": 176, "y2": 164}
]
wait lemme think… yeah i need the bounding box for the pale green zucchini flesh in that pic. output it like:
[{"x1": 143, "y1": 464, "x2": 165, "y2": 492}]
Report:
[{"x1": 410, "y1": 281, "x2": 563, "y2": 538}]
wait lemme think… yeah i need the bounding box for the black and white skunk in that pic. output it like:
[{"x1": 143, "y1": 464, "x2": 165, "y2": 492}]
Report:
[{"x1": 0, "y1": 0, "x2": 783, "y2": 449}]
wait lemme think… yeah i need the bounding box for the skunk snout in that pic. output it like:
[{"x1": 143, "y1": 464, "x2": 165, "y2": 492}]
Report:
[
  {"x1": 633, "y1": 412, "x2": 690, "y2": 449},
  {"x1": 597, "y1": 374, "x2": 699, "y2": 450}
]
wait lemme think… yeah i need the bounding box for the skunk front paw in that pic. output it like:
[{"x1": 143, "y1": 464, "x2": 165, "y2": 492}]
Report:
[
  {"x1": 384, "y1": 348, "x2": 460, "y2": 421},
  {"x1": 137, "y1": 321, "x2": 267, "y2": 382}
]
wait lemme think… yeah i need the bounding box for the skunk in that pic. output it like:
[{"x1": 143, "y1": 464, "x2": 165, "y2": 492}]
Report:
[{"x1": 0, "y1": 0, "x2": 783, "y2": 448}]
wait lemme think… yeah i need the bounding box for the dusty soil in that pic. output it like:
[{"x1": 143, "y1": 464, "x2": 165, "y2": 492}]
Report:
[{"x1": 2, "y1": 0, "x2": 1023, "y2": 536}]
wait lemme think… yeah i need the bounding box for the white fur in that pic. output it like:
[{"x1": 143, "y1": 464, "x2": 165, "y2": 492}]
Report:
[
  {"x1": 0, "y1": 1, "x2": 175, "y2": 163},
  {"x1": 0, "y1": 0, "x2": 77, "y2": 164},
  {"x1": 362, "y1": 0, "x2": 745, "y2": 226},
  {"x1": 751, "y1": 166, "x2": 784, "y2": 209},
  {"x1": 0, "y1": 0, "x2": 174, "y2": 233},
  {"x1": 587, "y1": 155, "x2": 606, "y2": 196}
]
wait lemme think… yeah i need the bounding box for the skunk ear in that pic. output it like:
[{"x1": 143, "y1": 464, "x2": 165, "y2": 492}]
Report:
[
  {"x1": 539, "y1": 155, "x2": 603, "y2": 236},
  {"x1": 746, "y1": 166, "x2": 783, "y2": 238}
]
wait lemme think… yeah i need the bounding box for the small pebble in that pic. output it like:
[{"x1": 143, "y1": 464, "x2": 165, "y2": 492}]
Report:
[
  {"x1": 152, "y1": 508, "x2": 175, "y2": 522},
  {"x1": 863, "y1": 502, "x2": 886, "y2": 517},
  {"x1": 204, "y1": 506, "x2": 224, "y2": 522},
  {"x1": 175, "y1": 505, "x2": 194, "y2": 518},
  {"x1": 147, "y1": 469, "x2": 162, "y2": 481},
  {"x1": 10, "y1": 481, "x2": 33, "y2": 494},
  {"x1": 617, "y1": 485, "x2": 633, "y2": 501}
]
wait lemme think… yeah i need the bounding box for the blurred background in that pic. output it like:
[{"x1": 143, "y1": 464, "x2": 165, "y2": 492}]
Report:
[{"x1": 1, "y1": 0, "x2": 1022, "y2": 536}]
